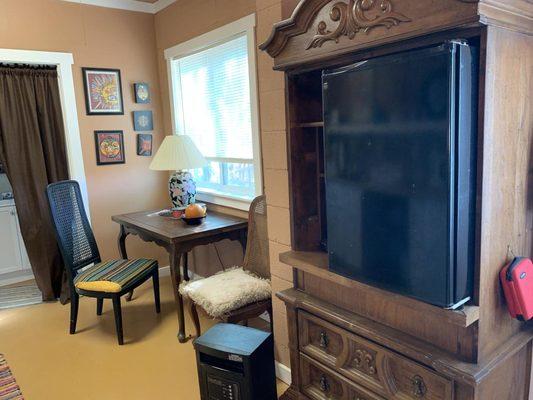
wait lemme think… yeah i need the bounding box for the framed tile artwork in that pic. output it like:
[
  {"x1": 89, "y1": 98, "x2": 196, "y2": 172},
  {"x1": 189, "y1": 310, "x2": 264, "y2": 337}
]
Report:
[
  {"x1": 82, "y1": 68, "x2": 124, "y2": 115},
  {"x1": 94, "y1": 130, "x2": 125, "y2": 165},
  {"x1": 134, "y1": 82, "x2": 150, "y2": 104},
  {"x1": 133, "y1": 110, "x2": 153, "y2": 131},
  {"x1": 137, "y1": 134, "x2": 153, "y2": 156}
]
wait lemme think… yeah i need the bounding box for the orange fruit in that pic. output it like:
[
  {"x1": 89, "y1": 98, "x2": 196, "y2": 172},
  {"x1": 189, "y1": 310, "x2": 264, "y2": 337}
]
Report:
[{"x1": 185, "y1": 204, "x2": 206, "y2": 218}]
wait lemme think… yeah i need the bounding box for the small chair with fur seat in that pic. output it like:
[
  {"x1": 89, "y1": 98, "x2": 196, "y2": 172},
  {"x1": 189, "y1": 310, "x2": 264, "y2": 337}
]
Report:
[
  {"x1": 46, "y1": 180, "x2": 161, "y2": 345},
  {"x1": 180, "y1": 195, "x2": 271, "y2": 337}
]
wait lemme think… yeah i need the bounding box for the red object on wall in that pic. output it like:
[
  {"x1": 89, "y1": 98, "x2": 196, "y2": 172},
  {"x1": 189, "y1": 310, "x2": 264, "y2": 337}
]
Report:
[{"x1": 500, "y1": 257, "x2": 533, "y2": 321}]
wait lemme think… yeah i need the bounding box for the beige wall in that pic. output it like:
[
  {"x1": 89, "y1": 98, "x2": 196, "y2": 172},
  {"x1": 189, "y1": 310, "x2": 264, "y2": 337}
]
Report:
[
  {"x1": 155, "y1": 0, "x2": 294, "y2": 367},
  {"x1": 0, "y1": 0, "x2": 169, "y2": 264}
]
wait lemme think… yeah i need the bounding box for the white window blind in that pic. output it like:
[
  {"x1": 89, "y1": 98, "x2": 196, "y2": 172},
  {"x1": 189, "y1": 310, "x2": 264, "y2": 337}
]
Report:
[
  {"x1": 166, "y1": 15, "x2": 262, "y2": 209},
  {"x1": 175, "y1": 34, "x2": 253, "y2": 161}
]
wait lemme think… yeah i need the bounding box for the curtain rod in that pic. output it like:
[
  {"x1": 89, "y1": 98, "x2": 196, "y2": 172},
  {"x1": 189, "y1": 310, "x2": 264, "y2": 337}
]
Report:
[{"x1": 0, "y1": 63, "x2": 57, "y2": 71}]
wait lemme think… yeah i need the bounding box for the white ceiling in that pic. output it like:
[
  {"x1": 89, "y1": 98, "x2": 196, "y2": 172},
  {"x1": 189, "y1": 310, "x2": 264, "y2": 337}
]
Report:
[{"x1": 60, "y1": 0, "x2": 177, "y2": 14}]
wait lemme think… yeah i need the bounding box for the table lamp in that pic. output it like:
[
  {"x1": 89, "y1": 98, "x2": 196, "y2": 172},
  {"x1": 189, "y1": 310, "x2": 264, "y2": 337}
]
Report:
[{"x1": 150, "y1": 135, "x2": 208, "y2": 208}]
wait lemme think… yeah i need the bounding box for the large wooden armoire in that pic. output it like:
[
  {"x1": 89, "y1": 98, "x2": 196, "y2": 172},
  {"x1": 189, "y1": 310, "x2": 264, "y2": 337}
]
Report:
[{"x1": 260, "y1": 1, "x2": 533, "y2": 399}]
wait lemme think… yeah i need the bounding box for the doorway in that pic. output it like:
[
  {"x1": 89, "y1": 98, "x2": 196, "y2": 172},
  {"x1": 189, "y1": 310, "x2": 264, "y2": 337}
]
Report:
[{"x1": 0, "y1": 49, "x2": 88, "y2": 288}]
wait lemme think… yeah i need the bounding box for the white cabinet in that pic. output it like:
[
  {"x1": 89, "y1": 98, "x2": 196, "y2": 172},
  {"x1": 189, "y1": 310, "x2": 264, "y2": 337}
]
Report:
[{"x1": 0, "y1": 205, "x2": 31, "y2": 275}]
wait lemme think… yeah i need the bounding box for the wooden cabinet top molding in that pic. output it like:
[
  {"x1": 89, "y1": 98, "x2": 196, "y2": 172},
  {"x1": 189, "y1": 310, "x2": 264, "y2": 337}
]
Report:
[{"x1": 259, "y1": 0, "x2": 533, "y2": 69}]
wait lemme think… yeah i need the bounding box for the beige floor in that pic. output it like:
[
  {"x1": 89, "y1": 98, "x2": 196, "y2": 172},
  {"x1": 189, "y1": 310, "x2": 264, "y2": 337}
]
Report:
[{"x1": 0, "y1": 275, "x2": 288, "y2": 399}]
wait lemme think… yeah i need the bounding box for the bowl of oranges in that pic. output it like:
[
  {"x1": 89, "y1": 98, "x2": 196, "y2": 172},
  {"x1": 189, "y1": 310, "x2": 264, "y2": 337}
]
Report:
[{"x1": 182, "y1": 203, "x2": 207, "y2": 225}]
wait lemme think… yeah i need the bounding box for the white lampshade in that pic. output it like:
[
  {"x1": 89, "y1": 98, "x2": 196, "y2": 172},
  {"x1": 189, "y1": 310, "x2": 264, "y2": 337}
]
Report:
[{"x1": 149, "y1": 135, "x2": 207, "y2": 171}]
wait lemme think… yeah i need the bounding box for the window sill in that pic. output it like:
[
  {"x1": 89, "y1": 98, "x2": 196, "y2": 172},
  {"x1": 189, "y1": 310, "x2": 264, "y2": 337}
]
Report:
[{"x1": 196, "y1": 189, "x2": 253, "y2": 211}]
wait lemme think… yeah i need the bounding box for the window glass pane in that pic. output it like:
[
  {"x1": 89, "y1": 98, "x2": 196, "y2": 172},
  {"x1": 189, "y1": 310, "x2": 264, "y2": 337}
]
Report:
[
  {"x1": 192, "y1": 161, "x2": 221, "y2": 186},
  {"x1": 226, "y1": 162, "x2": 254, "y2": 188},
  {"x1": 175, "y1": 34, "x2": 253, "y2": 160},
  {"x1": 191, "y1": 161, "x2": 255, "y2": 198}
]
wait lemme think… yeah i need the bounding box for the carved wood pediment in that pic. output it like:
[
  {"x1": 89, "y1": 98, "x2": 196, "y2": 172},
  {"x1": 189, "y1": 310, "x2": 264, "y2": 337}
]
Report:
[
  {"x1": 259, "y1": 0, "x2": 532, "y2": 69},
  {"x1": 306, "y1": 0, "x2": 412, "y2": 50}
]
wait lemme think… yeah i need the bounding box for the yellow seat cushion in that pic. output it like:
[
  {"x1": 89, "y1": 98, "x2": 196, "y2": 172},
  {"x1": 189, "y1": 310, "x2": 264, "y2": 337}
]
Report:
[
  {"x1": 75, "y1": 281, "x2": 122, "y2": 293},
  {"x1": 74, "y1": 258, "x2": 157, "y2": 293}
]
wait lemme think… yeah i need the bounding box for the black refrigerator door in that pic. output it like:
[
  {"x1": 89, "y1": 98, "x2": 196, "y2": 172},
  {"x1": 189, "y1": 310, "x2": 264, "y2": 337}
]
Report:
[{"x1": 323, "y1": 43, "x2": 470, "y2": 307}]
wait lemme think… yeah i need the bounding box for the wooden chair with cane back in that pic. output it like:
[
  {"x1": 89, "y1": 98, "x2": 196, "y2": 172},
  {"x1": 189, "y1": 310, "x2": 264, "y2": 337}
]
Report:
[
  {"x1": 46, "y1": 180, "x2": 161, "y2": 345},
  {"x1": 180, "y1": 195, "x2": 272, "y2": 337}
]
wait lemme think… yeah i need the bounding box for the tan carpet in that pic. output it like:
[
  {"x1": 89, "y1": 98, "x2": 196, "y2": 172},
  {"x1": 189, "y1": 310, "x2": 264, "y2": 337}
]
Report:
[{"x1": 0, "y1": 275, "x2": 287, "y2": 399}]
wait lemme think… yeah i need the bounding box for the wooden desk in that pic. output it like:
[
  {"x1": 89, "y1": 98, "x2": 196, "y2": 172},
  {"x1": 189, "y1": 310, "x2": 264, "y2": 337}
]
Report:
[{"x1": 111, "y1": 210, "x2": 248, "y2": 342}]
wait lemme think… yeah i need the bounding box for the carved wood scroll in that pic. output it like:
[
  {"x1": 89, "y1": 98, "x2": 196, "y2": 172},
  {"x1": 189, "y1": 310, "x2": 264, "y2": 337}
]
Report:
[{"x1": 307, "y1": 0, "x2": 411, "y2": 49}]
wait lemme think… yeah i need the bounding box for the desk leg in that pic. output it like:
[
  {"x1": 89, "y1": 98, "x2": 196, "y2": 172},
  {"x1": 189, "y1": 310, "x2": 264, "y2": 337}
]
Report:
[
  {"x1": 117, "y1": 225, "x2": 134, "y2": 302},
  {"x1": 170, "y1": 248, "x2": 187, "y2": 343},
  {"x1": 118, "y1": 225, "x2": 129, "y2": 259},
  {"x1": 183, "y1": 252, "x2": 190, "y2": 282}
]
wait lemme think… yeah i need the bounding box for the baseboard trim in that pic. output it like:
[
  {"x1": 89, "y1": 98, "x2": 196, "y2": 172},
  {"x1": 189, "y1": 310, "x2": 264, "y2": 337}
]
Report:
[
  {"x1": 276, "y1": 361, "x2": 292, "y2": 385},
  {"x1": 159, "y1": 265, "x2": 201, "y2": 280},
  {"x1": 0, "y1": 270, "x2": 35, "y2": 287},
  {"x1": 160, "y1": 265, "x2": 170, "y2": 277}
]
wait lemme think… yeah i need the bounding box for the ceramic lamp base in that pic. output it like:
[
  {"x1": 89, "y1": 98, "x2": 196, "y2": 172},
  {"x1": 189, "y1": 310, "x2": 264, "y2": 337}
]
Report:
[{"x1": 169, "y1": 171, "x2": 196, "y2": 208}]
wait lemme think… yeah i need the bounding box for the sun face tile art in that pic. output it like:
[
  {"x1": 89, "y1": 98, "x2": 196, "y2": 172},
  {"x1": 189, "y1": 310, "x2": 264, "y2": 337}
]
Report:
[{"x1": 82, "y1": 68, "x2": 124, "y2": 115}]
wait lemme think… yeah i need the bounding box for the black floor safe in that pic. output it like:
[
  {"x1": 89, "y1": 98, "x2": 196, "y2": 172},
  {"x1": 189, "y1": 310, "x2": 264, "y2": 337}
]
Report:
[{"x1": 194, "y1": 323, "x2": 277, "y2": 400}]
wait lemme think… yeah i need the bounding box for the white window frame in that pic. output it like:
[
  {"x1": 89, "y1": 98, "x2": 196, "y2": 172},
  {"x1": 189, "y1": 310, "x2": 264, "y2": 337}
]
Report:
[{"x1": 164, "y1": 14, "x2": 262, "y2": 211}]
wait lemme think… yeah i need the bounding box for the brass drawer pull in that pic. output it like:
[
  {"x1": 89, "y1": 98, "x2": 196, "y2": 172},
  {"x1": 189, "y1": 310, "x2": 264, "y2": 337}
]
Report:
[
  {"x1": 319, "y1": 331, "x2": 329, "y2": 349},
  {"x1": 412, "y1": 375, "x2": 427, "y2": 398},
  {"x1": 319, "y1": 375, "x2": 330, "y2": 392}
]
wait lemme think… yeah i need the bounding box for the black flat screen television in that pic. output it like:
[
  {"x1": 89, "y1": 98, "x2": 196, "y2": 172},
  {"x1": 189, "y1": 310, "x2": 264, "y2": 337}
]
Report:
[{"x1": 323, "y1": 42, "x2": 478, "y2": 308}]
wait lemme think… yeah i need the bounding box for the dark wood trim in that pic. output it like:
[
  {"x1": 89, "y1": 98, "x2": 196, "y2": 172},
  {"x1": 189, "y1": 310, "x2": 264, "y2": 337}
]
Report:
[{"x1": 280, "y1": 250, "x2": 480, "y2": 328}]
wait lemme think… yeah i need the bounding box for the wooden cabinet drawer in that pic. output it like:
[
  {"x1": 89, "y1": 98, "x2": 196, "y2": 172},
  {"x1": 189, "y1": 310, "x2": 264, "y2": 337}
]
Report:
[
  {"x1": 301, "y1": 353, "x2": 385, "y2": 400},
  {"x1": 299, "y1": 311, "x2": 453, "y2": 400}
]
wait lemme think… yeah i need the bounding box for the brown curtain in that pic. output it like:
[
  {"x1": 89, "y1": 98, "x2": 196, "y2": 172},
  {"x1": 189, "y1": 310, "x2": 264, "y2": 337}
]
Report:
[{"x1": 0, "y1": 65, "x2": 69, "y2": 301}]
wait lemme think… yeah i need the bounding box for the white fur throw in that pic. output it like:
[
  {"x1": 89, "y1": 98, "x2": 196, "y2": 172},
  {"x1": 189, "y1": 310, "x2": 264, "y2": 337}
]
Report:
[{"x1": 179, "y1": 268, "x2": 271, "y2": 318}]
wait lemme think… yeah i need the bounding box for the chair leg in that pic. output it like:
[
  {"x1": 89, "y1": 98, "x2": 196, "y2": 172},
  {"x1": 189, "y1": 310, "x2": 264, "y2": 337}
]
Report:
[
  {"x1": 189, "y1": 301, "x2": 201, "y2": 338},
  {"x1": 96, "y1": 298, "x2": 104, "y2": 316},
  {"x1": 126, "y1": 290, "x2": 134, "y2": 302},
  {"x1": 112, "y1": 296, "x2": 124, "y2": 345},
  {"x1": 153, "y1": 268, "x2": 161, "y2": 314},
  {"x1": 70, "y1": 291, "x2": 79, "y2": 335},
  {"x1": 267, "y1": 302, "x2": 274, "y2": 333}
]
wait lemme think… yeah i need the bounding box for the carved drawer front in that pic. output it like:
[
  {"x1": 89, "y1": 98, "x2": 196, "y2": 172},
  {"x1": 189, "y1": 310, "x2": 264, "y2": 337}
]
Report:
[
  {"x1": 298, "y1": 311, "x2": 453, "y2": 400},
  {"x1": 300, "y1": 353, "x2": 385, "y2": 400},
  {"x1": 299, "y1": 310, "x2": 347, "y2": 365},
  {"x1": 383, "y1": 356, "x2": 452, "y2": 400}
]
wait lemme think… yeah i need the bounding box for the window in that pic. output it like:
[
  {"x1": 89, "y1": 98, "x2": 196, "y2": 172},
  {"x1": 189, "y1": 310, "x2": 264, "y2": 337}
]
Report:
[{"x1": 165, "y1": 15, "x2": 262, "y2": 210}]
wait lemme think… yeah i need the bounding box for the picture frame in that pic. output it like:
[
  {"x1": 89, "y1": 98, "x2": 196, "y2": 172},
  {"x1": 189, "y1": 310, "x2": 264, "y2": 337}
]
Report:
[
  {"x1": 137, "y1": 134, "x2": 153, "y2": 156},
  {"x1": 82, "y1": 68, "x2": 124, "y2": 115},
  {"x1": 94, "y1": 130, "x2": 125, "y2": 165},
  {"x1": 134, "y1": 82, "x2": 150, "y2": 104},
  {"x1": 133, "y1": 110, "x2": 153, "y2": 131}
]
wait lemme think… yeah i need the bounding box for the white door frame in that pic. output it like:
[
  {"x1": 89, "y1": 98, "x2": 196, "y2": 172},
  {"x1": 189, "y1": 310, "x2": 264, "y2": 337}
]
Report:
[{"x1": 0, "y1": 48, "x2": 90, "y2": 217}]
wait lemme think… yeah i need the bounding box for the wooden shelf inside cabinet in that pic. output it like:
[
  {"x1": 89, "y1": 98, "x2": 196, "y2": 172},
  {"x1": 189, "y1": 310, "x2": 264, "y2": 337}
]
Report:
[
  {"x1": 279, "y1": 250, "x2": 480, "y2": 328},
  {"x1": 292, "y1": 121, "x2": 324, "y2": 128}
]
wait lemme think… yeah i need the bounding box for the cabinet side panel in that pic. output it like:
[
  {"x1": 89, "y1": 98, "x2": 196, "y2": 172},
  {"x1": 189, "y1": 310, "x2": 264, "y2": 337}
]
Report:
[
  {"x1": 475, "y1": 341, "x2": 532, "y2": 400},
  {"x1": 478, "y1": 26, "x2": 533, "y2": 361}
]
